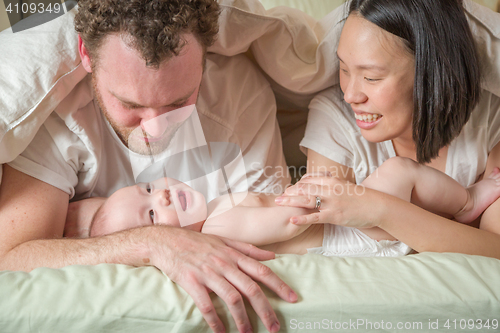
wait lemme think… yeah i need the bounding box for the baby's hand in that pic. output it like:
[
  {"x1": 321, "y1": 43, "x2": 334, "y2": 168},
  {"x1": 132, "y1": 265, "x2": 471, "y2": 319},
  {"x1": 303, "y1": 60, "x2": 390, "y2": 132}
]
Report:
[{"x1": 455, "y1": 167, "x2": 500, "y2": 223}]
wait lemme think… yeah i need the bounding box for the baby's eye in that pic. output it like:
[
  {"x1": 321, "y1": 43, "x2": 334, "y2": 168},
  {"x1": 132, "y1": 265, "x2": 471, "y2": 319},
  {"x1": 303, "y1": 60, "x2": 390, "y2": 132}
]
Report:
[
  {"x1": 149, "y1": 210, "x2": 155, "y2": 223},
  {"x1": 146, "y1": 183, "x2": 153, "y2": 193}
]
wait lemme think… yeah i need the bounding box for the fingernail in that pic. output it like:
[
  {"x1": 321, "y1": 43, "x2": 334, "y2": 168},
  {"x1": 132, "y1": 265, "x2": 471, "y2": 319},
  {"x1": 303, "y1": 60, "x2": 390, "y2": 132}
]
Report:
[
  {"x1": 270, "y1": 322, "x2": 280, "y2": 332},
  {"x1": 289, "y1": 291, "x2": 298, "y2": 302},
  {"x1": 275, "y1": 197, "x2": 283, "y2": 204},
  {"x1": 245, "y1": 328, "x2": 253, "y2": 333},
  {"x1": 291, "y1": 217, "x2": 298, "y2": 224}
]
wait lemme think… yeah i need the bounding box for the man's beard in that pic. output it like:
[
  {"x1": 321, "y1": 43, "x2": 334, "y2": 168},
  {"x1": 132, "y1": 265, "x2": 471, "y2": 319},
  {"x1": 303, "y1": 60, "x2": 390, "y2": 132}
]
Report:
[{"x1": 92, "y1": 76, "x2": 184, "y2": 156}]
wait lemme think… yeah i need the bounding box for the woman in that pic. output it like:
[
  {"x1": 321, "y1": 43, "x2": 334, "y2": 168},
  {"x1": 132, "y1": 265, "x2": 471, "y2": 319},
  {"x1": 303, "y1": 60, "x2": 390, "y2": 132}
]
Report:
[{"x1": 276, "y1": 0, "x2": 500, "y2": 258}]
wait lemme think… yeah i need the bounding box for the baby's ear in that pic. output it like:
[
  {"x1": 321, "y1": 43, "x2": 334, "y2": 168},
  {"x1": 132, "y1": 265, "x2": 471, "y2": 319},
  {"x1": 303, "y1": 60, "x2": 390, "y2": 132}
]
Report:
[
  {"x1": 66, "y1": 197, "x2": 108, "y2": 238},
  {"x1": 88, "y1": 198, "x2": 110, "y2": 237}
]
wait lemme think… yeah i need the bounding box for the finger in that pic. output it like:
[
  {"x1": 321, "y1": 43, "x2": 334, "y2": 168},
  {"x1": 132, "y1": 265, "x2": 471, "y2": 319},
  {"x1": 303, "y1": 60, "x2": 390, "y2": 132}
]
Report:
[
  {"x1": 275, "y1": 195, "x2": 318, "y2": 209},
  {"x1": 202, "y1": 267, "x2": 253, "y2": 333},
  {"x1": 290, "y1": 212, "x2": 322, "y2": 225},
  {"x1": 283, "y1": 182, "x2": 324, "y2": 196},
  {"x1": 183, "y1": 278, "x2": 227, "y2": 333},
  {"x1": 220, "y1": 237, "x2": 275, "y2": 261},
  {"x1": 222, "y1": 263, "x2": 282, "y2": 333},
  {"x1": 236, "y1": 254, "x2": 298, "y2": 304}
]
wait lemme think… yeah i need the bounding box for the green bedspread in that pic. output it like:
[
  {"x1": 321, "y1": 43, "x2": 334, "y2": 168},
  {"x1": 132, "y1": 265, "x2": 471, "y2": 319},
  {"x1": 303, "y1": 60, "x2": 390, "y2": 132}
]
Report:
[{"x1": 1, "y1": 252, "x2": 499, "y2": 332}]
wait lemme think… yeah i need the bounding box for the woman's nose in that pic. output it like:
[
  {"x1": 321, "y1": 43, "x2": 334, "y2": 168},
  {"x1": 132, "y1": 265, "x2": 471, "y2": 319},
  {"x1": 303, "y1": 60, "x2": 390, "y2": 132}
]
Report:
[{"x1": 343, "y1": 78, "x2": 367, "y2": 105}]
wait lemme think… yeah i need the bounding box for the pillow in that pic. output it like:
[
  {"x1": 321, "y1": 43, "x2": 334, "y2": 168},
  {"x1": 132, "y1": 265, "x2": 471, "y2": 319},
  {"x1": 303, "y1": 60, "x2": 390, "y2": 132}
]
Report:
[
  {"x1": 0, "y1": 0, "x2": 339, "y2": 165},
  {"x1": 474, "y1": 0, "x2": 500, "y2": 12},
  {"x1": 465, "y1": 1, "x2": 500, "y2": 96},
  {"x1": 259, "y1": 0, "x2": 500, "y2": 17},
  {"x1": 0, "y1": 253, "x2": 499, "y2": 332},
  {"x1": 259, "y1": 0, "x2": 344, "y2": 19},
  {"x1": 0, "y1": 7, "x2": 85, "y2": 164},
  {"x1": 1, "y1": 0, "x2": 499, "y2": 164}
]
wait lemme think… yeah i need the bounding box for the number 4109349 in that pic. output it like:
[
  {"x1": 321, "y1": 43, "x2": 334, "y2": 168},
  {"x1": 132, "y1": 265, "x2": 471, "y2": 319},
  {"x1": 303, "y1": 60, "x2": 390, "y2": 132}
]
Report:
[
  {"x1": 5, "y1": 2, "x2": 62, "y2": 14},
  {"x1": 444, "y1": 319, "x2": 498, "y2": 330}
]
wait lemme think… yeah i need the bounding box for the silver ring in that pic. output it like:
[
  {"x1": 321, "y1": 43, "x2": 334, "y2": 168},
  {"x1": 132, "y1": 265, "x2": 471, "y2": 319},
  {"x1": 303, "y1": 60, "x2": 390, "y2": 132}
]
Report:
[{"x1": 314, "y1": 196, "x2": 321, "y2": 210}]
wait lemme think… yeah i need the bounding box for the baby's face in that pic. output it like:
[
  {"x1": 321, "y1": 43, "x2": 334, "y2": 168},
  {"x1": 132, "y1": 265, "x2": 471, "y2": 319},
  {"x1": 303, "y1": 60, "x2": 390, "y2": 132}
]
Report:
[{"x1": 100, "y1": 177, "x2": 207, "y2": 234}]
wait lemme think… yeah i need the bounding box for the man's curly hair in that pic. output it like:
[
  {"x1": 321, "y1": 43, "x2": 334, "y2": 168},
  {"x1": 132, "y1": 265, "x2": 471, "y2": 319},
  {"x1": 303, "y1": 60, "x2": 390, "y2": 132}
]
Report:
[{"x1": 74, "y1": 0, "x2": 220, "y2": 68}]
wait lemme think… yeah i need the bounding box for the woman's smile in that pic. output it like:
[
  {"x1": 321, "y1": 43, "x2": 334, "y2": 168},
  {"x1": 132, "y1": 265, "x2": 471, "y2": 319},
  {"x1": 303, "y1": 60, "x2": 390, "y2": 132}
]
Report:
[{"x1": 353, "y1": 110, "x2": 383, "y2": 129}]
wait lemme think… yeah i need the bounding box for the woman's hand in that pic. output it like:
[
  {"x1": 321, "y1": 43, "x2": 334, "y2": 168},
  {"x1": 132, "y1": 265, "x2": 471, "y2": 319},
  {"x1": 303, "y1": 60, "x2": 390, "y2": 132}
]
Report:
[{"x1": 275, "y1": 173, "x2": 383, "y2": 229}]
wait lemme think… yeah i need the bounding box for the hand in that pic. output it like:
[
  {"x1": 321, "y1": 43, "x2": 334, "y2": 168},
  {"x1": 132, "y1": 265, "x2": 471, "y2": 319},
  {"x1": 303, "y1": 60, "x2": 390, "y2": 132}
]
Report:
[
  {"x1": 275, "y1": 175, "x2": 381, "y2": 229},
  {"x1": 147, "y1": 227, "x2": 298, "y2": 333},
  {"x1": 64, "y1": 197, "x2": 107, "y2": 238}
]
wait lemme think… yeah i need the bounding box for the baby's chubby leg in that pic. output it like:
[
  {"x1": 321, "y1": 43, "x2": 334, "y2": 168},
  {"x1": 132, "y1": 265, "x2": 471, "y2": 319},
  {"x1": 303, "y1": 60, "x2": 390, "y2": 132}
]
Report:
[
  {"x1": 359, "y1": 157, "x2": 426, "y2": 241},
  {"x1": 362, "y1": 157, "x2": 466, "y2": 218},
  {"x1": 362, "y1": 157, "x2": 500, "y2": 223},
  {"x1": 361, "y1": 157, "x2": 419, "y2": 203}
]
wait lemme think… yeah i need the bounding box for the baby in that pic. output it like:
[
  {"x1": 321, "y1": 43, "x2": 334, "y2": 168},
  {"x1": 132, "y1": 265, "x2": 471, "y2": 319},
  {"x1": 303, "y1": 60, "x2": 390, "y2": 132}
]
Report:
[
  {"x1": 68, "y1": 157, "x2": 500, "y2": 256},
  {"x1": 88, "y1": 177, "x2": 323, "y2": 254}
]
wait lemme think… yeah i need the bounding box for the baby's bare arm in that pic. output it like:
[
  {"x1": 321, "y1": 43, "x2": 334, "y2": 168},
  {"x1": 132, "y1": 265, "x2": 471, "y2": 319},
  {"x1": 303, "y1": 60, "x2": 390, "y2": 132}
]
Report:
[{"x1": 202, "y1": 193, "x2": 314, "y2": 246}]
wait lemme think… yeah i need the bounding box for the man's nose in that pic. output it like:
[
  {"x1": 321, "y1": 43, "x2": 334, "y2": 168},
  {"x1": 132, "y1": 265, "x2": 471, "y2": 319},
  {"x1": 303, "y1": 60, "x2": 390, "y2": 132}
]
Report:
[{"x1": 140, "y1": 110, "x2": 169, "y2": 138}]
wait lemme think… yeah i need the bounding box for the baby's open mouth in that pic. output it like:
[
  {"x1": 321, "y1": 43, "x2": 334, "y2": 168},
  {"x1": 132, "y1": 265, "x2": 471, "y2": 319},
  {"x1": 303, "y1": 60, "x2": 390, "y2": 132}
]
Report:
[{"x1": 178, "y1": 191, "x2": 187, "y2": 211}]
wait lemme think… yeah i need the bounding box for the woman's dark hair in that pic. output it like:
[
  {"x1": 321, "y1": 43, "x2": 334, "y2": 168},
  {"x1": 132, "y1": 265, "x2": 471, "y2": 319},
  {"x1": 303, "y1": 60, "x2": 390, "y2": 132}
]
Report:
[{"x1": 348, "y1": 0, "x2": 481, "y2": 163}]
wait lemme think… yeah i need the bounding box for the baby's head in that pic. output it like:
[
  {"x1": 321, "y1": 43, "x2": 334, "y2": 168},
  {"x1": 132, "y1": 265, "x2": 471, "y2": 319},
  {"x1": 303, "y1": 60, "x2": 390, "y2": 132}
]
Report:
[{"x1": 90, "y1": 177, "x2": 207, "y2": 237}]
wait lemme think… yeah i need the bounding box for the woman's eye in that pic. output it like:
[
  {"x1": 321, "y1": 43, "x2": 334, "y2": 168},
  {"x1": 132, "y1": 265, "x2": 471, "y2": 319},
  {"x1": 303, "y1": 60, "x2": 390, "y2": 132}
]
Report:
[
  {"x1": 364, "y1": 77, "x2": 379, "y2": 82},
  {"x1": 149, "y1": 210, "x2": 155, "y2": 223}
]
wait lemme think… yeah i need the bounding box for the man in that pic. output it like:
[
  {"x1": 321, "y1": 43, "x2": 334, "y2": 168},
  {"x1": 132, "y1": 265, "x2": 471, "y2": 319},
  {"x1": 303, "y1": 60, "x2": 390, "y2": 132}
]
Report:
[{"x1": 0, "y1": 1, "x2": 295, "y2": 332}]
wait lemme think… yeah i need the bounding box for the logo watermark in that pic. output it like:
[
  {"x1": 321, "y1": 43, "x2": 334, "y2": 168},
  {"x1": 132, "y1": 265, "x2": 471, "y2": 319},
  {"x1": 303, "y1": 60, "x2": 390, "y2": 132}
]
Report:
[
  {"x1": 3, "y1": 0, "x2": 76, "y2": 33},
  {"x1": 289, "y1": 318, "x2": 499, "y2": 331}
]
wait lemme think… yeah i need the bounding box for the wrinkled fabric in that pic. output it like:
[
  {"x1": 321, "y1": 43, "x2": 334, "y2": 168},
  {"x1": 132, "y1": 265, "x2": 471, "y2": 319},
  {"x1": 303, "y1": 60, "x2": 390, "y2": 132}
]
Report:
[{"x1": 1, "y1": 0, "x2": 499, "y2": 164}]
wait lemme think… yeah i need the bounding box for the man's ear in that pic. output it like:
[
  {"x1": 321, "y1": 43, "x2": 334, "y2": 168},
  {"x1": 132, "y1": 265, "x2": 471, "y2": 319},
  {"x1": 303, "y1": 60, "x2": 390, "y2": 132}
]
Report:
[{"x1": 78, "y1": 35, "x2": 93, "y2": 73}]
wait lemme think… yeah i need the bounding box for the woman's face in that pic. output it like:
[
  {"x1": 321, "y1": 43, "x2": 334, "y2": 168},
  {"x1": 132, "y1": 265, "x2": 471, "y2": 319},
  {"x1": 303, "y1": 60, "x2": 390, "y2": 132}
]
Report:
[
  {"x1": 338, "y1": 14, "x2": 415, "y2": 144},
  {"x1": 97, "y1": 177, "x2": 207, "y2": 235}
]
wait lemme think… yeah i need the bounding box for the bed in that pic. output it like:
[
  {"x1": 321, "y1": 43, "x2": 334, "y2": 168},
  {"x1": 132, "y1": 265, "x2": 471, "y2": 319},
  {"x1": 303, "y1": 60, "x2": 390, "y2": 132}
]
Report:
[
  {"x1": 1, "y1": 1, "x2": 500, "y2": 332},
  {"x1": 1, "y1": 253, "x2": 499, "y2": 332}
]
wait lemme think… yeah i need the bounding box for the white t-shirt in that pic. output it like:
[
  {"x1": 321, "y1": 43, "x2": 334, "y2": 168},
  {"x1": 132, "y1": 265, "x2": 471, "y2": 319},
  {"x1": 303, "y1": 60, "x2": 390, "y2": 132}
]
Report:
[
  {"x1": 300, "y1": 86, "x2": 500, "y2": 186},
  {"x1": 8, "y1": 54, "x2": 290, "y2": 200}
]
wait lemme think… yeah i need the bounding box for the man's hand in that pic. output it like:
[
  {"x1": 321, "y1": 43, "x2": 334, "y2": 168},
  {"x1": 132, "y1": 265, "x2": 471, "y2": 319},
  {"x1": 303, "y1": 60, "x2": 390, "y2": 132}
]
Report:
[
  {"x1": 147, "y1": 226, "x2": 298, "y2": 333},
  {"x1": 0, "y1": 166, "x2": 297, "y2": 333}
]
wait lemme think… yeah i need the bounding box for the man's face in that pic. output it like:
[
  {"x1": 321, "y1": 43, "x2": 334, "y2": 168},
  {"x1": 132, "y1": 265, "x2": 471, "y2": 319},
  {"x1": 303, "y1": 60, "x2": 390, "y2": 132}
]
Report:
[{"x1": 90, "y1": 33, "x2": 204, "y2": 155}]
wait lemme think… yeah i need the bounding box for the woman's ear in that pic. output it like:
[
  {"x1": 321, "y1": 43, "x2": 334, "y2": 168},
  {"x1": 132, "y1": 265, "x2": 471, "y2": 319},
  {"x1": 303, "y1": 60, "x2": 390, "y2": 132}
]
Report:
[{"x1": 78, "y1": 35, "x2": 93, "y2": 73}]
